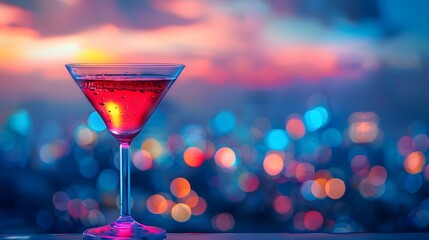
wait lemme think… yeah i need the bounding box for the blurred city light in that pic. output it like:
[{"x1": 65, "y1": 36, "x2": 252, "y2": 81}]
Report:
[
  {"x1": 263, "y1": 152, "x2": 284, "y2": 176},
  {"x1": 183, "y1": 147, "x2": 205, "y2": 168},
  {"x1": 215, "y1": 147, "x2": 237, "y2": 170},
  {"x1": 348, "y1": 112, "x2": 379, "y2": 144},
  {"x1": 88, "y1": 111, "x2": 106, "y2": 132},
  {"x1": 304, "y1": 107, "x2": 329, "y2": 132},
  {"x1": 170, "y1": 178, "x2": 191, "y2": 198},
  {"x1": 2, "y1": 0, "x2": 429, "y2": 235},
  {"x1": 265, "y1": 129, "x2": 289, "y2": 150}
]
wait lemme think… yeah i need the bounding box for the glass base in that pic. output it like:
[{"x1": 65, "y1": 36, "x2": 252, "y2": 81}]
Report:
[{"x1": 83, "y1": 216, "x2": 167, "y2": 240}]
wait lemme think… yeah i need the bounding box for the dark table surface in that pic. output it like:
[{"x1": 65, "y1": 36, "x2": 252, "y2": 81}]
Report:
[{"x1": 1, "y1": 233, "x2": 429, "y2": 240}]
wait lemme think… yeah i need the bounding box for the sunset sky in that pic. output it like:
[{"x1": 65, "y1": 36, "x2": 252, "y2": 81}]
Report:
[{"x1": 0, "y1": 0, "x2": 428, "y2": 103}]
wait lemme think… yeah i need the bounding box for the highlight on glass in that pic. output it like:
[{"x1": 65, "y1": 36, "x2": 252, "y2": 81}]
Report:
[{"x1": 65, "y1": 63, "x2": 185, "y2": 239}]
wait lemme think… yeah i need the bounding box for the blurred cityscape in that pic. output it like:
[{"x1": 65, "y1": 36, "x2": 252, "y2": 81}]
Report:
[{"x1": 1, "y1": 0, "x2": 429, "y2": 234}]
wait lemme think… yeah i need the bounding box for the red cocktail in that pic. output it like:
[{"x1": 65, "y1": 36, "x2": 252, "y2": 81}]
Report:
[{"x1": 66, "y1": 63, "x2": 185, "y2": 240}]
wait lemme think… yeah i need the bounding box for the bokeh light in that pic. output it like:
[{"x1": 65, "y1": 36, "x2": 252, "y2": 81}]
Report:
[
  {"x1": 263, "y1": 152, "x2": 284, "y2": 176},
  {"x1": 295, "y1": 163, "x2": 315, "y2": 182},
  {"x1": 212, "y1": 110, "x2": 236, "y2": 134},
  {"x1": 67, "y1": 198, "x2": 87, "y2": 220},
  {"x1": 398, "y1": 136, "x2": 414, "y2": 156},
  {"x1": 369, "y1": 166, "x2": 387, "y2": 186},
  {"x1": 286, "y1": 116, "x2": 306, "y2": 140},
  {"x1": 170, "y1": 178, "x2": 191, "y2": 198},
  {"x1": 179, "y1": 190, "x2": 199, "y2": 208},
  {"x1": 171, "y1": 203, "x2": 192, "y2": 222},
  {"x1": 238, "y1": 172, "x2": 259, "y2": 192},
  {"x1": 87, "y1": 111, "x2": 106, "y2": 132},
  {"x1": 293, "y1": 212, "x2": 307, "y2": 231},
  {"x1": 404, "y1": 151, "x2": 426, "y2": 174},
  {"x1": 88, "y1": 209, "x2": 105, "y2": 226},
  {"x1": 191, "y1": 197, "x2": 207, "y2": 216},
  {"x1": 142, "y1": 138, "x2": 163, "y2": 159},
  {"x1": 304, "y1": 211, "x2": 324, "y2": 231},
  {"x1": 8, "y1": 110, "x2": 31, "y2": 135},
  {"x1": 304, "y1": 107, "x2": 329, "y2": 132},
  {"x1": 311, "y1": 178, "x2": 328, "y2": 199},
  {"x1": 74, "y1": 124, "x2": 97, "y2": 147},
  {"x1": 39, "y1": 143, "x2": 64, "y2": 164},
  {"x1": 265, "y1": 129, "x2": 289, "y2": 150},
  {"x1": 325, "y1": 178, "x2": 346, "y2": 200},
  {"x1": 52, "y1": 191, "x2": 70, "y2": 211},
  {"x1": 146, "y1": 194, "x2": 168, "y2": 215},
  {"x1": 351, "y1": 154, "x2": 369, "y2": 175},
  {"x1": 413, "y1": 134, "x2": 429, "y2": 152},
  {"x1": 212, "y1": 213, "x2": 235, "y2": 232},
  {"x1": 359, "y1": 177, "x2": 385, "y2": 199},
  {"x1": 215, "y1": 147, "x2": 237, "y2": 169},
  {"x1": 301, "y1": 180, "x2": 317, "y2": 201},
  {"x1": 274, "y1": 195, "x2": 293, "y2": 215},
  {"x1": 349, "y1": 112, "x2": 379, "y2": 144},
  {"x1": 132, "y1": 150, "x2": 153, "y2": 171},
  {"x1": 183, "y1": 147, "x2": 205, "y2": 168}
]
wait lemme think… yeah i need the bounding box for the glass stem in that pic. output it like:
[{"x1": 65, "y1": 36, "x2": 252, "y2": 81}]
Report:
[{"x1": 119, "y1": 142, "x2": 131, "y2": 217}]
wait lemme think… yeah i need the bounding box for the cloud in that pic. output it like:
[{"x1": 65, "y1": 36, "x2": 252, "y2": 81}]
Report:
[
  {"x1": 0, "y1": 0, "x2": 428, "y2": 101},
  {"x1": 0, "y1": 0, "x2": 194, "y2": 36}
]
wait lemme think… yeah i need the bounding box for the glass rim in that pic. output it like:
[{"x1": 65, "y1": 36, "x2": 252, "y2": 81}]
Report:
[{"x1": 65, "y1": 63, "x2": 185, "y2": 68}]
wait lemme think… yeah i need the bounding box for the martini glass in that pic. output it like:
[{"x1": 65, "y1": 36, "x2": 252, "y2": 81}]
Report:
[{"x1": 65, "y1": 63, "x2": 185, "y2": 240}]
